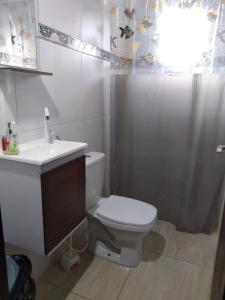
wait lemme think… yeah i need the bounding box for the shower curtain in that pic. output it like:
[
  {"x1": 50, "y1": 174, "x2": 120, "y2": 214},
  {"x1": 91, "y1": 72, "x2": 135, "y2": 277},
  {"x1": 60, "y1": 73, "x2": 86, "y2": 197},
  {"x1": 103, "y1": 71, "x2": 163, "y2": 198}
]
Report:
[
  {"x1": 110, "y1": 74, "x2": 225, "y2": 233},
  {"x1": 105, "y1": 0, "x2": 225, "y2": 233}
]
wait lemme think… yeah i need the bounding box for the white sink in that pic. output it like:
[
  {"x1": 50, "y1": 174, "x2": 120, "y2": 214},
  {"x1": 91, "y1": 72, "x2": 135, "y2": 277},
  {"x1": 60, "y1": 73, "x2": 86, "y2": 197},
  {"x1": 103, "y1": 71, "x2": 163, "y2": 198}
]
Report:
[{"x1": 0, "y1": 139, "x2": 88, "y2": 165}]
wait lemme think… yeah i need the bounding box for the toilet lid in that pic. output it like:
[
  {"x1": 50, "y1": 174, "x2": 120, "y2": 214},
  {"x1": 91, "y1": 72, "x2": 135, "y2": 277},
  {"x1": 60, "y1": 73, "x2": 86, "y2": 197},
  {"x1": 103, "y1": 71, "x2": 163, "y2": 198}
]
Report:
[{"x1": 96, "y1": 195, "x2": 157, "y2": 227}]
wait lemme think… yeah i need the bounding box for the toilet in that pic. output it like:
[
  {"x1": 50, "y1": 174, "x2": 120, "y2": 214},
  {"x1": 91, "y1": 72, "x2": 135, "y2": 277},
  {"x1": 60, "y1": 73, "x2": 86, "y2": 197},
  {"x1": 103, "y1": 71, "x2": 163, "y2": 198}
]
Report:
[{"x1": 86, "y1": 152, "x2": 157, "y2": 267}]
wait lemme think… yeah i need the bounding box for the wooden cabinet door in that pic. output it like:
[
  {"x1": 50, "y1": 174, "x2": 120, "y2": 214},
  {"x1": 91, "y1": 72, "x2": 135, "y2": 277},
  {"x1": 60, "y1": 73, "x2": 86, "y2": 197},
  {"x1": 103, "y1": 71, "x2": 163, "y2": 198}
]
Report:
[{"x1": 41, "y1": 156, "x2": 85, "y2": 254}]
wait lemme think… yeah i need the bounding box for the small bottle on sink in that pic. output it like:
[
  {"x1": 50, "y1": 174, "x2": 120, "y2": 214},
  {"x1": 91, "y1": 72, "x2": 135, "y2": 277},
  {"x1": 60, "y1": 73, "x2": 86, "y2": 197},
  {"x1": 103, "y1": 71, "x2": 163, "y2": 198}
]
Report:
[
  {"x1": 1, "y1": 122, "x2": 19, "y2": 155},
  {"x1": 1, "y1": 135, "x2": 9, "y2": 154}
]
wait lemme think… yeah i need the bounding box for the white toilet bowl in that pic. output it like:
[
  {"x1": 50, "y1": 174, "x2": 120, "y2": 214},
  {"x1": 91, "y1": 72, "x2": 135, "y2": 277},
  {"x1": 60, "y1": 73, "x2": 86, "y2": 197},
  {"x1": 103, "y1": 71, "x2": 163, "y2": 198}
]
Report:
[
  {"x1": 89, "y1": 195, "x2": 157, "y2": 266},
  {"x1": 86, "y1": 153, "x2": 157, "y2": 267}
]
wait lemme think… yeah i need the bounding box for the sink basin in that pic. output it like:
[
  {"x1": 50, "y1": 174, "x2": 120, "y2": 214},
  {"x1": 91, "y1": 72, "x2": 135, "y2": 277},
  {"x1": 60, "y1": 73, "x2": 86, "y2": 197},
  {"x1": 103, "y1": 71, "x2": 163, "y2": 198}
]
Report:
[{"x1": 0, "y1": 139, "x2": 88, "y2": 165}]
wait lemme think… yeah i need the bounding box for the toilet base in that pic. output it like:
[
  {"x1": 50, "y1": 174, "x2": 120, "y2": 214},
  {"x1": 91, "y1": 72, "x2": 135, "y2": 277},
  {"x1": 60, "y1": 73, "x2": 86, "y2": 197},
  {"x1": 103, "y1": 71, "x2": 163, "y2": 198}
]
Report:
[
  {"x1": 88, "y1": 235, "x2": 143, "y2": 267},
  {"x1": 87, "y1": 209, "x2": 151, "y2": 267},
  {"x1": 89, "y1": 240, "x2": 121, "y2": 264}
]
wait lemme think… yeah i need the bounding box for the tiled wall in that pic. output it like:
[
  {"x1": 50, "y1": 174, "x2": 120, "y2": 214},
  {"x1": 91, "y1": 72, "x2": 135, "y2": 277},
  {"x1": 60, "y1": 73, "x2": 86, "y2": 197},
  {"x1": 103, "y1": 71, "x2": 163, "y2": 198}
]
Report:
[
  {"x1": 0, "y1": 0, "x2": 111, "y2": 278},
  {"x1": 0, "y1": 0, "x2": 110, "y2": 154}
]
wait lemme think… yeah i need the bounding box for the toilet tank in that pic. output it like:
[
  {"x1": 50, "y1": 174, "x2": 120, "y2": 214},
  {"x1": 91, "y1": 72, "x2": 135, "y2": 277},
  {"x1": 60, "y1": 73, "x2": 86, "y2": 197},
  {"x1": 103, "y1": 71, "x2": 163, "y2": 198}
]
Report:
[{"x1": 86, "y1": 152, "x2": 105, "y2": 210}]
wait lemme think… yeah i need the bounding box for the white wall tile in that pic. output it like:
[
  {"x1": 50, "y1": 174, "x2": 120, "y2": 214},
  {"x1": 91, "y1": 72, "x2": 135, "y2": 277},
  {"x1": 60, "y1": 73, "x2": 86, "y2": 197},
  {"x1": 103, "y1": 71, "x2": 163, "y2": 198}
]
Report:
[
  {"x1": 18, "y1": 127, "x2": 44, "y2": 144},
  {"x1": 82, "y1": 117, "x2": 104, "y2": 151},
  {"x1": 15, "y1": 37, "x2": 55, "y2": 134},
  {"x1": 52, "y1": 117, "x2": 104, "y2": 152},
  {"x1": 38, "y1": 0, "x2": 83, "y2": 39},
  {"x1": 50, "y1": 44, "x2": 83, "y2": 126},
  {"x1": 39, "y1": 38, "x2": 54, "y2": 74},
  {"x1": 15, "y1": 43, "x2": 83, "y2": 133},
  {"x1": 82, "y1": 54, "x2": 104, "y2": 121},
  {"x1": 82, "y1": 0, "x2": 103, "y2": 47},
  {"x1": 15, "y1": 73, "x2": 55, "y2": 132}
]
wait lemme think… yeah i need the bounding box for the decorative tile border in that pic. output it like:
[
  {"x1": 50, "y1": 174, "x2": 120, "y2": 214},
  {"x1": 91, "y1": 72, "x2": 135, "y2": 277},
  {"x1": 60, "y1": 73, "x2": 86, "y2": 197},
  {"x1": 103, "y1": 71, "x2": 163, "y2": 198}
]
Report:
[{"x1": 38, "y1": 23, "x2": 125, "y2": 66}]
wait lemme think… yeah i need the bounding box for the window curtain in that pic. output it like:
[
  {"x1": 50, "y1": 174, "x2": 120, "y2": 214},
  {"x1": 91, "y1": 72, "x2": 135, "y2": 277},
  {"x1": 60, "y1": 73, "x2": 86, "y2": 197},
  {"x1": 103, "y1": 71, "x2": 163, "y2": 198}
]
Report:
[{"x1": 105, "y1": 0, "x2": 225, "y2": 73}]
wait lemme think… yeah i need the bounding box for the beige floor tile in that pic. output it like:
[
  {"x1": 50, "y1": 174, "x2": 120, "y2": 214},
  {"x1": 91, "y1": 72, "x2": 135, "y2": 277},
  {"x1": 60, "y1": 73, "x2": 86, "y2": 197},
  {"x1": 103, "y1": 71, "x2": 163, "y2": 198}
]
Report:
[
  {"x1": 118, "y1": 252, "x2": 213, "y2": 300},
  {"x1": 40, "y1": 251, "x2": 130, "y2": 300},
  {"x1": 175, "y1": 230, "x2": 218, "y2": 268},
  {"x1": 144, "y1": 220, "x2": 177, "y2": 257},
  {"x1": 41, "y1": 252, "x2": 94, "y2": 291},
  {"x1": 36, "y1": 280, "x2": 88, "y2": 300},
  {"x1": 144, "y1": 220, "x2": 218, "y2": 267}
]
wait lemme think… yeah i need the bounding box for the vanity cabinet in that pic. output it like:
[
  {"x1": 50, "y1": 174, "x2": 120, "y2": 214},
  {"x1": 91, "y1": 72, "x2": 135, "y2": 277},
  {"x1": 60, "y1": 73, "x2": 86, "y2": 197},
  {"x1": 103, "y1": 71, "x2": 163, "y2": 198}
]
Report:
[
  {"x1": 0, "y1": 151, "x2": 86, "y2": 255},
  {"x1": 41, "y1": 157, "x2": 85, "y2": 253}
]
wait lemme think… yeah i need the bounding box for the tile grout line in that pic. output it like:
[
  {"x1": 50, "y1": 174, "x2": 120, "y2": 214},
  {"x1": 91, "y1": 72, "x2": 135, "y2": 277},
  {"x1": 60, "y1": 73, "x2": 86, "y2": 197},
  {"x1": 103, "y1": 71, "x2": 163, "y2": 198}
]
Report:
[
  {"x1": 71, "y1": 292, "x2": 93, "y2": 300},
  {"x1": 116, "y1": 269, "x2": 132, "y2": 300},
  {"x1": 37, "y1": 278, "x2": 93, "y2": 300},
  {"x1": 143, "y1": 248, "x2": 215, "y2": 270},
  {"x1": 18, "y1": 116, "x2": 108, "y2": 135}
]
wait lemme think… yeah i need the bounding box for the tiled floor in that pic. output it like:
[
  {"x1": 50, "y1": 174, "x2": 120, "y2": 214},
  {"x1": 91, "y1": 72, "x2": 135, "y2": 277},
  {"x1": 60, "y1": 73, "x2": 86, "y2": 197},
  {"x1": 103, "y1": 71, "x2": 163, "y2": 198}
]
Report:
[{"x1": 36, "y1": 220, "x2": 218, "y2": 300}]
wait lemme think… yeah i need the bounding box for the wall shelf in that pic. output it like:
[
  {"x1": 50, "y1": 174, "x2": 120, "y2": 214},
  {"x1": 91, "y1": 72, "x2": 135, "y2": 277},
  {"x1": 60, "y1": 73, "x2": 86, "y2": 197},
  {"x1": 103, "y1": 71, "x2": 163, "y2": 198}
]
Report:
[{"x1": 0, "y1": 65, "x2": 53, "y2": 76}]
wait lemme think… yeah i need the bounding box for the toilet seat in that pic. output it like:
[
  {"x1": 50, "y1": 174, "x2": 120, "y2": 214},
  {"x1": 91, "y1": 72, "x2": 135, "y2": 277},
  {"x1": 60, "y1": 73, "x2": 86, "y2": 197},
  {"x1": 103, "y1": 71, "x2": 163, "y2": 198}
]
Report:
[{"x1": 96, "y1": 195, "x2": 157, "y2": 232}]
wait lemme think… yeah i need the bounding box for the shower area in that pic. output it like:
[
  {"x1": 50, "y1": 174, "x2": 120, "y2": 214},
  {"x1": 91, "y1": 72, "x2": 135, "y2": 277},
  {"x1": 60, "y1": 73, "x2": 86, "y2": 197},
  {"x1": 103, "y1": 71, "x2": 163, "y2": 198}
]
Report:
[{"x1": 104, "y1": 0, "x2": 225, "y2": 235}]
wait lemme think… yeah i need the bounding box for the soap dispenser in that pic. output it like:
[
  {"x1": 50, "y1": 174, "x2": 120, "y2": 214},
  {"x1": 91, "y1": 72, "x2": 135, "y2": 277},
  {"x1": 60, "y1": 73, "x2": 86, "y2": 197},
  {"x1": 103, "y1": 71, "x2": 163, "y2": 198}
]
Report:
[{"x1": 2, "y1": 122, "x2": 19, "y2": 155}]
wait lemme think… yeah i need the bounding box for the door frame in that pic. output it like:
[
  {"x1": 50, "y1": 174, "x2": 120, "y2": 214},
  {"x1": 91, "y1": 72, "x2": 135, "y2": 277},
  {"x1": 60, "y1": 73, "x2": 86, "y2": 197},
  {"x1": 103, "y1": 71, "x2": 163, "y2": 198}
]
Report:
[
  {"x1": 0, "y1": 207, "x2": 9, "y2": 300},
  {"x1": 211, "y1": 201, "x2": 225, "y2": 300}
]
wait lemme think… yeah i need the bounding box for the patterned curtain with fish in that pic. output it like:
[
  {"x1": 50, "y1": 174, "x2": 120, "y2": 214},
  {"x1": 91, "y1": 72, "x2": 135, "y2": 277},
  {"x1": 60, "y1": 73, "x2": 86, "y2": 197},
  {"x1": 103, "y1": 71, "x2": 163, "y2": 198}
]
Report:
[{"x1": 105, "y1": 0, "x2": 225, "y2": 73}]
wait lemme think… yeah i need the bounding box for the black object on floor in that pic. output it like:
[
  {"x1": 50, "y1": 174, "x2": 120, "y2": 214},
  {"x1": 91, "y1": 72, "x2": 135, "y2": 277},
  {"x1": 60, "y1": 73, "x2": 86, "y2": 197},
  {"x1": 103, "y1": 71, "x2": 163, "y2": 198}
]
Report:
[{"x1": 7, "y1": 255, "x2": 36, "y2": 300}]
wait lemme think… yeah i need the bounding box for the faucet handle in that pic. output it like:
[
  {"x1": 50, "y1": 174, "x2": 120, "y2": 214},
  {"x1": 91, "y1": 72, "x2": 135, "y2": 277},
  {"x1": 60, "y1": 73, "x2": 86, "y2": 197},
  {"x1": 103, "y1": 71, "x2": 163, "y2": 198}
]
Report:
[
  {"x1": 49, "y1": 129, "x2": 54, "y2": 144},
  {"x1": 49, "y1": 129, "x2": 62, "y2": 142}
]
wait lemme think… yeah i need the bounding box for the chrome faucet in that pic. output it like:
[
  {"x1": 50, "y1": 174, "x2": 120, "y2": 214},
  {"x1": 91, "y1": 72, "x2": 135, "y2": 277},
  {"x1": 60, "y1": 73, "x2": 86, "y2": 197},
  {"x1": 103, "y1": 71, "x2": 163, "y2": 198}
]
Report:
[
  {"x1": 43, "y1": 107, "x2": 54, "y2": 144},
  {"x1": 216, "y1": 145, "x2": 225, "y2": 153}
]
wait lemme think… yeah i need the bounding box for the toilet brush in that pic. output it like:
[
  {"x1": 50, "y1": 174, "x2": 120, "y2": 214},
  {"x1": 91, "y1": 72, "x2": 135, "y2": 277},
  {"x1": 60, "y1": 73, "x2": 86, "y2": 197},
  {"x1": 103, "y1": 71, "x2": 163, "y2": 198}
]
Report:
[{"x1": 60, "y1": 235, "x2": 81, "y2": 272}]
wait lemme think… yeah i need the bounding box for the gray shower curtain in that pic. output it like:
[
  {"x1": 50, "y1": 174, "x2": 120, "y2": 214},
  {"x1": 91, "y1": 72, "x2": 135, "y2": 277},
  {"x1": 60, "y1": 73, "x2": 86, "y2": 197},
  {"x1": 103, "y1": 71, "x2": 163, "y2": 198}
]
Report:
[{"x1": 110, "y1": 74, "x2": 225, "y2": 233}]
